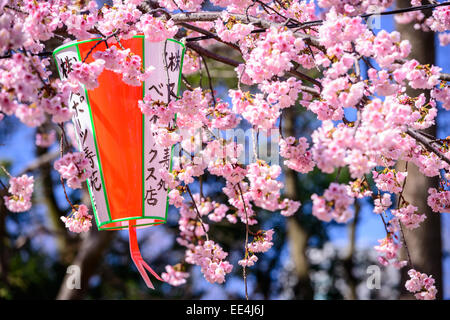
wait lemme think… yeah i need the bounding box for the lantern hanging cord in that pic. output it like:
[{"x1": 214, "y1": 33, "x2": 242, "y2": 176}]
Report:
[{"x1": 128, "y1": 220, "x2": 164, "y2": 289}]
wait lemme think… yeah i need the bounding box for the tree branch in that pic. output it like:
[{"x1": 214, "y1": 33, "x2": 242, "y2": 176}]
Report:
[
  {"x1": 406, "y1": 128, "x2": 450, "y2": 167},
  {"x1": 171, "y1": 11, "x2": 321, "y2": 47}
]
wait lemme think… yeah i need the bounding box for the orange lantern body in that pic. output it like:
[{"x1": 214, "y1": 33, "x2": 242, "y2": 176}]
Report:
[{"x1": 53, "y1": 36, "x2": 185, "y2": 288}]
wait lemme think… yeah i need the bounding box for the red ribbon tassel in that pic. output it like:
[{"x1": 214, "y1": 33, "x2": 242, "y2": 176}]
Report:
[{"x1": 128, "y1": 220, "x2": 163, "y2": 289}]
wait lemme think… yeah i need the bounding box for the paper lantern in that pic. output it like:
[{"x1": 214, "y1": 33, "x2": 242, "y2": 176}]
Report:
[{"x1": 53, "y1": 36, "x2": 185, "y2": 288}]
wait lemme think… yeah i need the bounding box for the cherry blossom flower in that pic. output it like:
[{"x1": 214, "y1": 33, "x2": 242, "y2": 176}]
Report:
[
  {"x1": 392, "y1": 204, "x2": 426, "y2": 230},
  {"x1": 69, "y1": 59, "x2": 105, "y2": 90},
  {"x1": 60, "y1": 204, "x2": 93, "y2": 233},
  {"x1": 136, "y1": 15, "x2": 177, "y2": 42},
  {"x1": 405, "y1": 269, "x2": 437, "y2": 300},
  {"x1": 427, "y1": 188, "x2": 450, "y2": 213},
  {"x1": 54, "y1": 152, "x2": 92, "y2": 189},
  {"x1": 3, "y1": 174, "x2": 34, "y2": 213},
  {"x1": 312, "y1": 183, "x2": 354, "y2": 223},
  {"x1": 161, "y1": 264, "x2": 190, "y2": 286}
]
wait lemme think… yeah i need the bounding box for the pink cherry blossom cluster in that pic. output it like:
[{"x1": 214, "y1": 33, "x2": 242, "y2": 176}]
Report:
[
  {"x1": 152, "y1": 124, "x2": 182, "y2": 148},
  {"x1": 136, "y1": 14, "x2": 177, "y2": 43},
  {"x1": 373, "y1": 193, "x2": 392, "y2": 214},
  {"x1": 405, "y1": 269, "x2": 437, "y2": 300},
  {"x1": 169, "y1": 191, "x2": 237, "y2": 285},
  {"x1": 182, "y1": 50, "x2": 201, "y2": 75},
  {"x1": 259, "y1": 77, "x2": 303, "y2": 109},
  {"x1": 96, "y1": 1, "x2": 141, "y2": 38},
  {"x1": 40, "y1": 80, "x2": 75, "y2": 124},
  {"x1": 168, "y1": 188, "x2": 184, "y2": 208},
  {"x1": 238, "y1": 254, "x2": 258, "y2": 267},
  {"x1": 320, "y1": 77, "x2": 366, "y2": 113},
  {"x1": 350, "y1": 179, "x2": 373, "y2": 199},
  {"x1": 391, "y1": 204, "x2": 426, "y2": 230},
  {"x1": 69, "y1": 59, "x2": 105, "y2": 90},
  {"x1": 246, "y1": 161, "x2": 288, "y2": 212},
  {"x1": 138, "y1": 96, "x2": 175, "y2": 125},
  {"x1": 310, "y1": 121, "x2": 354, "y2": 175},
  {"x1": 439, "y1": 33, "x2": 450, "y2": 46},
  {"x1": 367, "y1": 68, "x2": 400, "y2": 97},
  {"x1": 280, "y1": 199, "x2": 301, "y2": 217},
  {"x1": 169, "y1": 88, "x2": 211, "y2": 129},
  {"x1": 318, "y1": 9, "x2": 366, "y2": 49},
  {"x1": 92, "y1": 45, "x2": 154, "y2": 86},
  {"x1": 243, "y1": 26, "x2": 306, "y2": 83},
  {"x1": 215, "y1": 13, "x2": 254, "y2": 44},
  {"x1": 431, "y1": 85, "x2": 450, "y2": 111},
  {"x1": 317, "y1": 0, "x2": 393, "y2": 15},
  {"x1": 424, "y1": 6, "x2": 450, "y2": 33},
  {"x1": 374, "y1": 234, "x2": 407, "y2": 269},
  {"x1": 60, "y1": 204, "x2": 93, "y2": 233},
  {"x1": 185, "y1": 240, "x2": 233, "y2": 284},
  {"x1": 209, "y1": 101, "x2": 241, "y2": 130},
  {"x1": 372, "y1": 169, "x2": 407, "y2": 194},
  {"x1": 3, "y1": 174, "x2": 34, "y2": 213},
  {"x1": 358, "y1": 30, "x2": 411, "y2": 70},
  {"x1": 279, "y1": 136, "x2": 315, "y2": 174},
  {"x1": 158, "y1": 0, "x2": 204, "y2": 12},
  {"x1": 396, "y1": 3, "x2": 449, "y2": 48},
  {"x1": 0, "y1": 54, "x2": 45, "y2": 126},
  {"x1": 276, "y1": 0, "x2": 318, "y2": 24},
  {"x1": 161, "y1": 264, "x2": 190, "y2": 286},
  {"x1": 59, "y1": 1, "x2": 98, "y2": 39},
  {"x1": 394, "y1": 59, "x2": 441, "y2": 90},
  {"x1": 311, "y1": 183, "x2": 354, "y2": 223},
  {"x1": 203, "y1": 140, "x2": 244, "y2": 176},
  {"x1": 229, "y1": 89, "x2": 280, "y2": 129},
  {"x1": 0, "y1": 52, "x2": 77, "y2": 126},
  {"x1": 177, "y1": 200, "x2": 210, "y2": 242},
  {"x1": 22, "y1": 0, "x2": 61, "y2": 42},
  {"x1": 54, "y1": 152, "x2": 92, "y2": 189},
  {"x1": 248, "y1": 229, "x2": 274, "y2": 253},
  {"x1": 209, "y1": 0, "x2": 253, "y2": 11},
  {"x1": 427, "y1": 188, "x2": 450, "y2": 213},
  {"x1": 206, "y1": 203, "x2": 228, "y2": 222},
  {"x1": 239, "y1": 229, "x2": 274, "y2": 267},
  {"x1": 222, "y1": 181, "x2": 257, "y2": 225},
  {"x1": 0, "y1": 7, "x2": 26, "y2": 55}
]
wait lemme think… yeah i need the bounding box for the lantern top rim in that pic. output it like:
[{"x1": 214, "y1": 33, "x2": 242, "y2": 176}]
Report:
[{"x1": 52, "y1": 36, "x2": 185, "y2": 57}]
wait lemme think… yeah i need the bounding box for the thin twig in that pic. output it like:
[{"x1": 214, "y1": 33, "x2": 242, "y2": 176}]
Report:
[
  {"x1": 237, "y1": 182, "x2": 250, "y2": 301},
  {"x1": 396, "y1": 161, "x2": 414, "y2": 269},
  {"x1": 185, "y1": 184, "x2": 210, "y2": 242},
  {"x1": 58, "y1": 127, "x2": 77, "y2": 211},
  {"x1": 199, "y1": 54, "x2": 217, "y2": 107}
]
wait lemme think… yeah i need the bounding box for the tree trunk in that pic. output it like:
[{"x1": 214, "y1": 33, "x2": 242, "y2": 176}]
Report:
[
  {"x1": 396, "y1": 0, "x2": 443, "y2": 300},
  {"x1": 342, "y1": 201, "x2": 360, "y2": 300},
  {"x1": 36, "y1": 144, "x2": 77, "y2": 264},
  {"x1": 56, "y1": 226, "x2": 116, "y2": 299},
  {"x1": 56, "y1": 189, "x2": 116, "y2": 300}
]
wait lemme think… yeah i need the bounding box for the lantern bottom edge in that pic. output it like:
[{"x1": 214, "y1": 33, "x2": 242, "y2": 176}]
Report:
[{"x1": 97, "y1": 217, "x2": 166, "y2": 231}]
